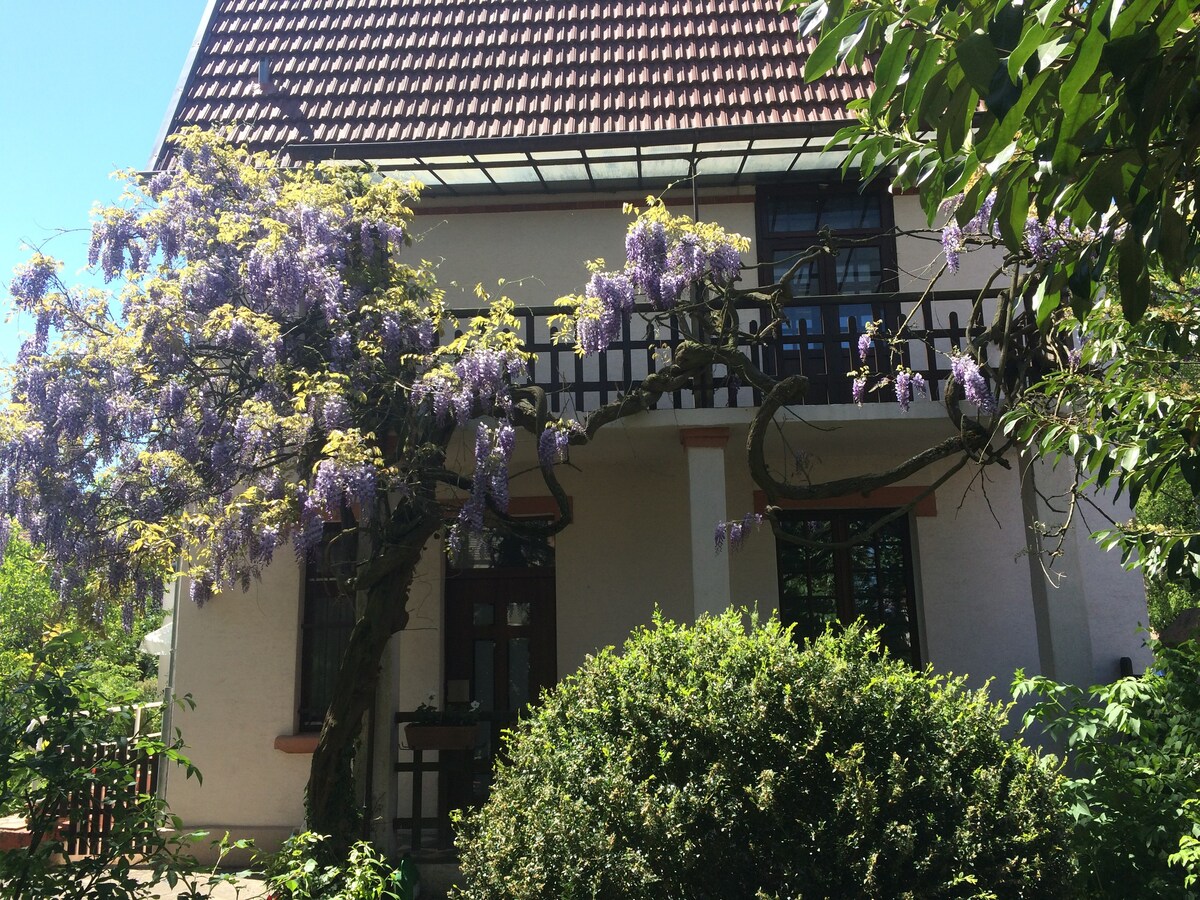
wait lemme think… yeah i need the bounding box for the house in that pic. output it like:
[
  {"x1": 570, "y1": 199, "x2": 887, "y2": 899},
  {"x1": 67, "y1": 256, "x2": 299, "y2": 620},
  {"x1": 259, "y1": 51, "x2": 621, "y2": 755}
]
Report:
[{"x1": 147, "y1": 0, "x2": 1151, "y2": 855}]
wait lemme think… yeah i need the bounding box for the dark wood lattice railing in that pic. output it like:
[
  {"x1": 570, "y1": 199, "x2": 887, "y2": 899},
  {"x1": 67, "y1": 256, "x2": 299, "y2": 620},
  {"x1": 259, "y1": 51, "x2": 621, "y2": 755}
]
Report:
[{"x1": 450, "y1": 289, "x2": 997, "y2": 414}]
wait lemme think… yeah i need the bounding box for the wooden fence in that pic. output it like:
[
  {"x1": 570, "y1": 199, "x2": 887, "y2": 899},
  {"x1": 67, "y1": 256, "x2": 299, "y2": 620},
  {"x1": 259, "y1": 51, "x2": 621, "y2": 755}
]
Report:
[{"x1": 60, "y1": 701, "x2": 163, "y2": 856}]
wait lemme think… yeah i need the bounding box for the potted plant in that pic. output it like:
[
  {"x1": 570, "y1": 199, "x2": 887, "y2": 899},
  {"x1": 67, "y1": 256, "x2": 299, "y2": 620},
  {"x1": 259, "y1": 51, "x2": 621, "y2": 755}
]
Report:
[{"x1": 403, "y1": 696, "x2": 480, "y2": 751}]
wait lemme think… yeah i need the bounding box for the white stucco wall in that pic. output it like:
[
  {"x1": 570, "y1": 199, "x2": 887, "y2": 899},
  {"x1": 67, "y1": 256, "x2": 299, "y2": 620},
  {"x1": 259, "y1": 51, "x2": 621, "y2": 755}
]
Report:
[
  {"x1": 162, "y1": 183, "x2": 1150, "y2": 848},
  {"x1": 412, "y1": 190, "x2": 758, "y2": 312},
  {"x1": 165, "y1": 557, "x2": 309, "y2": 849}
]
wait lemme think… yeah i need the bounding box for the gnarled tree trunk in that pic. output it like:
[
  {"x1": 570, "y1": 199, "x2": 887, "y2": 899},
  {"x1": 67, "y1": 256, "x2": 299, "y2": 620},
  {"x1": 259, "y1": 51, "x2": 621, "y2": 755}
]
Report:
[{"x1": 305, "y1": 518, "x2": 438, "y2": 852}]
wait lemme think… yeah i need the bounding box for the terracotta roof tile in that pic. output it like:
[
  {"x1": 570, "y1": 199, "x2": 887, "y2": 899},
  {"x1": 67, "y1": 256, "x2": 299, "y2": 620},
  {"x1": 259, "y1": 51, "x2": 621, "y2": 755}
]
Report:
[{"x1": 157, "y1": 0, "x2": 873, "y2": 165}]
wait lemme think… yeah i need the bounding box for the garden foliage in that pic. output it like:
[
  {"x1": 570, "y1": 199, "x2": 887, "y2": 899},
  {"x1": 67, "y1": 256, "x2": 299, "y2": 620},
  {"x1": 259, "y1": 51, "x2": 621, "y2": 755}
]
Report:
[
  {"x1": 1017, "y1": 639, "x2": 1200, "y2": 898},
  {"x1": 0, "y1": 129, "x2": 753, "y2": 841},
  {"x1": 0, "y1": 631, "x2": 199, "y2": 900},
  {"x1": 262, "y1": 831, "x2": 417, "y2": 900},
  {"x1": 786, "y1": 0, "x2": 1200, "y2": 587},
  {"x1": 452, "y1": 612, "x2": 1074, "y2": 899},
  {"x1": 0, "y1": 529, "x2": 162, "y2": 701}
]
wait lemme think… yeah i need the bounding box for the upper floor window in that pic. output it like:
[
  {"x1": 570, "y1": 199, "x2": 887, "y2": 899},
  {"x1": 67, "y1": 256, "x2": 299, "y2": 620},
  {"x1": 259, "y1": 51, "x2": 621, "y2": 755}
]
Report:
[{"x1": 757, "y1": 186, "x2": 899, "y2": 404}]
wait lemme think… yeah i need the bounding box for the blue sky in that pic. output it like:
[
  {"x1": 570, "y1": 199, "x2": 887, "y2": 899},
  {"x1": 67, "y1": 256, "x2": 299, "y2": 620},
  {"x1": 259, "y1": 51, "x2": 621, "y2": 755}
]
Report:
[{"x1": 0, "y1": 2, "x2": 208, "y2": 364}]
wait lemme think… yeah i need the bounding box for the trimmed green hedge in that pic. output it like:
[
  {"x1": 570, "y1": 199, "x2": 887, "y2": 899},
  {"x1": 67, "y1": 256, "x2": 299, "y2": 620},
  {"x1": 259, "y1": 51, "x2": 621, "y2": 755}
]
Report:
[{"x1": 453, "y1": 612, "x2": 1074, "y2": 899}]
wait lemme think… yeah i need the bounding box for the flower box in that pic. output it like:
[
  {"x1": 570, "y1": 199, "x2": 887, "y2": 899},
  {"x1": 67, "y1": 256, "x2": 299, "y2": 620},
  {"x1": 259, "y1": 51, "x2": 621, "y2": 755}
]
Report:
[{"x1": 404, "y1": 723, "x2": 478, "y2": 751}]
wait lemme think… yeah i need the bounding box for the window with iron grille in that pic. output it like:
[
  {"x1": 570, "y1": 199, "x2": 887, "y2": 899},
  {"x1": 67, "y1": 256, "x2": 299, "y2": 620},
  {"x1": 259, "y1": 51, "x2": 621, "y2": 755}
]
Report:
[
  {"x1": 775, "y1": 509, "x2": 921, "y2": 666},
  {"x1": 298, "y1": 524, "x2": 358, "y2": 733},
  {"x1": 756, "y1": 185, "x2": 900, "y2": 404}
]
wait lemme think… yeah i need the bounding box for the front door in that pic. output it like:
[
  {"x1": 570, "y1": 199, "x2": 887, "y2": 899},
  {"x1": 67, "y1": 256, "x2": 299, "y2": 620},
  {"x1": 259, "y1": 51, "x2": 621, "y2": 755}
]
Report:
[{"x1": 443, "y1": 527, "x2": 556, "y2": 804}]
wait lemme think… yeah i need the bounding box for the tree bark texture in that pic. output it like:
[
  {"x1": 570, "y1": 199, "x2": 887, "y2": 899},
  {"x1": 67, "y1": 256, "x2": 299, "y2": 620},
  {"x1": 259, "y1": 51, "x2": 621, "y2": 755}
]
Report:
[{"x1": 305, "y1": 518, "x2": 438, "y2": 852}]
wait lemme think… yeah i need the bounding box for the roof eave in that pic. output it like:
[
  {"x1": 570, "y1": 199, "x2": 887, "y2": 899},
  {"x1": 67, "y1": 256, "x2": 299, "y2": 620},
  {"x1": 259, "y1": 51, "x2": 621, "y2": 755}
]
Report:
[
  {"x1": 284, "y1": 120, "x2": 855, "y2": 164},
  {"x1": 148, "y1": 0, "x2": 223, "y2": 172}
]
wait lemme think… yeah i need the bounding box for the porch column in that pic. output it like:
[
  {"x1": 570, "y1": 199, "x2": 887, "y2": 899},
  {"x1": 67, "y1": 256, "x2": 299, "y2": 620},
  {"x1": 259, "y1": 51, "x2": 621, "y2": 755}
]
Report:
[{"x1": 680, "y1": 427, "x2": 731, "y2": 620}]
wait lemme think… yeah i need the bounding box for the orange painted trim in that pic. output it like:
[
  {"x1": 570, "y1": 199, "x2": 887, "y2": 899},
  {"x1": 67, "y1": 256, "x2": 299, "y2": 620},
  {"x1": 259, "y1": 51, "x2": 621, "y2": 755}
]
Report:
[
  {"x1": 418, "y1": 195, "x2": 750, "y2": 217},
  {"x1": 274, "y1": 733, "x2": 319, "y2": 754},
  {"x1": 753, "y1": 486, "x2": 937, "y2": 517},
  {"x1": 679, "y1": 427, "x2": 731, "y2": 449}
]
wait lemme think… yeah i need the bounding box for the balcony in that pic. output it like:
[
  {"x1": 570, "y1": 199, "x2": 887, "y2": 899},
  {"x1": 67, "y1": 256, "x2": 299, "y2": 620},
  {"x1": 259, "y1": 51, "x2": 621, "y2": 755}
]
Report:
[{"x1": 454, "y1": 290, "x2": 992, "y2": 415}]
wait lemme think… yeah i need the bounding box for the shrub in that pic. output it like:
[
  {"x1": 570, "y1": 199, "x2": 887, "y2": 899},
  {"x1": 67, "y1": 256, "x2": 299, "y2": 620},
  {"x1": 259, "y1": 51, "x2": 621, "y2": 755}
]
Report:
[
  {"x1": 452, "y1": 611, "x2": 1074, "y2": 900},
  {"x1": 262, "y1": 831, "x2": 417, "y2": 900},
  {"x1": 1016, "y1": 638, "x2": 1200, "y2": 897}
]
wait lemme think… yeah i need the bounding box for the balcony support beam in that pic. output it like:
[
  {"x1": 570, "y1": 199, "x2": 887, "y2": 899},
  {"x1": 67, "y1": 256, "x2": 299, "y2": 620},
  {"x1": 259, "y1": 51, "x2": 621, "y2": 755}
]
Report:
[{"x1": 680, "y1": 427, "x2": 732, "y2": 620}]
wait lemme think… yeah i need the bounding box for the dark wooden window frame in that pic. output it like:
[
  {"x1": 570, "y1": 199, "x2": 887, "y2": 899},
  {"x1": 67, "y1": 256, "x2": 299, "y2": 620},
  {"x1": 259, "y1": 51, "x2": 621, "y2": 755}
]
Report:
[
  {"x1": 755, "y1": 180, "x2": 902, "y2": 404},
  {"x1": 297, "y1": 524, "x2": 358, "y2": 733},
  {"x1": 774, "y1": 507, "x2": 922, "y2": 667}
]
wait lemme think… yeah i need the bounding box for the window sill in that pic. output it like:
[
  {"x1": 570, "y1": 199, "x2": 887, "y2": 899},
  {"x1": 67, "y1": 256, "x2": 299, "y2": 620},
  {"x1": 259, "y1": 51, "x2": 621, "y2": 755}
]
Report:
[{"x1": 274, "y1": 733, "x2": 319, "y2": 754}]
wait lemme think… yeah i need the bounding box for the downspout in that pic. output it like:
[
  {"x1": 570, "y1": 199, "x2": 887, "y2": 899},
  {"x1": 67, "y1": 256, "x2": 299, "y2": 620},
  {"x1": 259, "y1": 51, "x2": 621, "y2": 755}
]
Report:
[
  {"x1": 158, "y1": 575, "x2": 183, "y2": 799},
  {"x1": 362, "y1": 686, "x2": 376, "y2": 841}
]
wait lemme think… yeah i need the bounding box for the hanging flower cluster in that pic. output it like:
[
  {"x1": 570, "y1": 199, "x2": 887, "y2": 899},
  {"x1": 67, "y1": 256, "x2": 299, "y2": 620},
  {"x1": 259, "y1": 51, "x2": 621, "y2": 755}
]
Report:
[
  {"x1": 448, "y1": 422, "x2": 517, "y2": 557},
  {"x1": 948, "y1": 352, "x2": 997, "y2": 414},
  {"x1": 714, "y1": 512, "x2": 765, "y2": 553},
  {"x1": 846, "y1": 320, "x2": 929, "y2": 413},
  {"x1": 940, "y1": 191, "x2": 1100, "y2": 274},
  {"x1": 556, "y1": 200, "x2": 750, "y2": 354},
  {"x1": 538, "y1": 418, "x2": 584, "y2": 467}
]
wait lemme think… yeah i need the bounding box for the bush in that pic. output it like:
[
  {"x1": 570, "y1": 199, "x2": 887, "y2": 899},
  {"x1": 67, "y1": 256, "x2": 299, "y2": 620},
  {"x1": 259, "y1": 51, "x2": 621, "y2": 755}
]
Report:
[
  {"x1": 452, "y1": 612, "x2": 1074, "y2": 899},
  {"x1": 1016, "y1": 638, "x2": 1200, "y2": 897},
  {"x1": 263, "y1": 831, "x2": 417, "y2": 900}
]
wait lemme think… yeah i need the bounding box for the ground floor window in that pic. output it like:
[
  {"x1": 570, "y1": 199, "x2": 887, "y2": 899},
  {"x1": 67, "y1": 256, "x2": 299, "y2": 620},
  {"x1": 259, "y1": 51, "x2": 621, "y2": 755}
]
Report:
[
  {"x1": 298, "y1": 524, "x2": 357, "y2": 732},
  {"x1": 775, "y1": 509, "x2": 920, "y2": 665}
]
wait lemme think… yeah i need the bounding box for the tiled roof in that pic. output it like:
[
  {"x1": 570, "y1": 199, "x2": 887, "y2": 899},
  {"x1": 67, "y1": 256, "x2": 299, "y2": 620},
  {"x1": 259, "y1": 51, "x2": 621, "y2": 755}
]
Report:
[{"x1": 153, "y1": 0, "x2": 872, "y2": 168}]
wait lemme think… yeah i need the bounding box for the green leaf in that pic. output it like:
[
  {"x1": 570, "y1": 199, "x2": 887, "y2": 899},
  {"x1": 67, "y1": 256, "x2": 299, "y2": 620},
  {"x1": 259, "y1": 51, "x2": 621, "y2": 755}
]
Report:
[
  {"x1": 1053, "y1": 90, "x2": 1102, "y2": 170},
  {"x1": 903, "y1": 39, "x2": 945, "y2": 119},
  {"x1": 1118, "y1": 237, "x2": 1151, "y2": 321},
  {"x1": 956, "y1": 31, "x2": 1002, "y2": 96},
  {"x1": 870, "y1": 28, "x2": 915, "y2": 117},
  {"x1": 942, "y1": 79, "x2": 977, "y2": 156},
  {"x1": 1032, "y1": 279, "x2": 1061, "y2": 327},
  {"x1": 1058, "y1": 23, "x2": 1107, "y2": 105},
  {"x1": 1007, "y1": 20, "x2": 1051, "y2": 82},
  {"x1": 804, "y1": 11, "x2": 869, "y2": 80},
  {"x1": 996, "y1": 172, "x2": 1031, "y2": 248},
  {"x1": 976, "y1": 68, "x2": 1052, "y2": 159},
  {"x1": 794, "y1": 0, "x2": 828, "y2": 37}
]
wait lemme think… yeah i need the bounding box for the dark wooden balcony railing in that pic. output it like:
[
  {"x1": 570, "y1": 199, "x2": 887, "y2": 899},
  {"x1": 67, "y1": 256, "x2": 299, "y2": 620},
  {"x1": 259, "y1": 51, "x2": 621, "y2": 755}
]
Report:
[{"x1": 450, "y1": 290, "x2": 992, "y2": 414}]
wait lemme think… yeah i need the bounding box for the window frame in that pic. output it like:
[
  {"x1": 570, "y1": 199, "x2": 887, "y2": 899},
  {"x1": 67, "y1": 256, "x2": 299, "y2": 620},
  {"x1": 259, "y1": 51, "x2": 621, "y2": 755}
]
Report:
[
  {"x1": 774, "y1": 507, "x2": 922, "y2": 667},
  {"x1": 297, "y1": 524, "x2": 358, "y2": 733},
  {"x1": 755, "y1": 180, "x2": 898, "y2": 293},
  {"x1": 755, "y1": 181, "x2": 902, "y2": 404}
]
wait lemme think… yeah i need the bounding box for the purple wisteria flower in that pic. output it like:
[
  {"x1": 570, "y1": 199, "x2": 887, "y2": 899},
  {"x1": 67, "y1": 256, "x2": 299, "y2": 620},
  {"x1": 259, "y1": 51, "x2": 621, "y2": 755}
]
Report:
[
  {"x1": 942, "y1": 222, "x2": 964, "y2": 274},
  {"x1": 571, "y1": 212, "x2": 744, "y2": 352},
  {"x1": 857, "y1": 331, "x2": 873, "y2": 362},
  {"x1": 9, "y1": 255, "x2": 57, "y2": 305},
  {"x1": 538, "y1": 426, "x2": 569, "y2": 466},
  {"x1": 893, "y1": 370, "x2": 928, "y2": 413},
  {"x1": 708, "y1": 242, "x2": 743, "y2": 286},
  {"x1": 714, "y1": 512, "x2": 765, "y2": 552},
  {"x1": 457, "y1": 422, "x2": 519, "y2": 540},
  {"x1": 949, "y1": 353, "x2": 996, "y2": 414},
  {"x1": 1023, "y1": 216, "x2": 1072, "y2": 263},
  {"x1": 852, "y1": 376, "x2": 867, "y2": 406}
]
